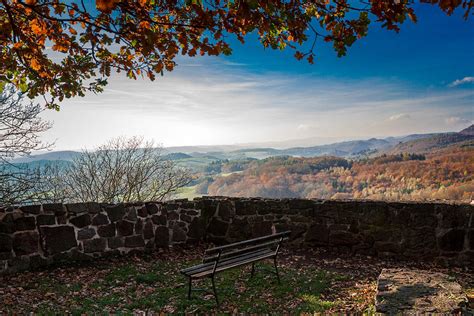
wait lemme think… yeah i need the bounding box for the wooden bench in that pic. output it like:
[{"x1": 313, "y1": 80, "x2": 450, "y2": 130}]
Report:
[{"x1": 180, "y1": 231, "x2": 291, "y2": 305}]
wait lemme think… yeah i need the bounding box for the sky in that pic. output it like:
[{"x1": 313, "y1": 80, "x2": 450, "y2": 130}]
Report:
[{"x1": 39, "y1": 3, "x2": 474, "y2": 150}]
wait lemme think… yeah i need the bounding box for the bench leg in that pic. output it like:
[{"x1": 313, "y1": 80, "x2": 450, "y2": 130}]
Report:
[
  {"x1": 187, "y1": 277, "x2": 192, "y2": 299},
  {"x1": 211, "y1": 276, "x2": 219, "y2": 306},
  {"x1": 273, "y1": 257, "x2": 281, "y2": 284},
  {"x1": 250, "y1": 262, "x2": 255, "y2": 278}
]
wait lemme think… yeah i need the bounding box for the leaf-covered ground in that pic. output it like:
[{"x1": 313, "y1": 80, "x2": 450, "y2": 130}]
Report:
[{"x1": 0, "y1": 246, "x2": 472, "y2": 314}]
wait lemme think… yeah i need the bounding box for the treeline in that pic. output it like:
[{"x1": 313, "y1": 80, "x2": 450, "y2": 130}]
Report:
[{"x1": 206, "y1": 148, "x2": 473, "y2": 203}]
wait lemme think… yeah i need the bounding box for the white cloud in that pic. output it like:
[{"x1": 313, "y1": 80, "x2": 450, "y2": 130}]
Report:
[
  {"x1": 448, "y1": 76, "x2": 474, "y2": 87},
  {"x1": 445, "y1": 116, "x2": 472, "y2": 126},
  {"x1": 297, "y1": 124, "x2": 313, "y2": 131},
  {"x1": 388, "y1": 113, "x2": 411, "y2": 121},
  {"x1": 38, "y1": 60, "x2": 474, "y2": 150}
]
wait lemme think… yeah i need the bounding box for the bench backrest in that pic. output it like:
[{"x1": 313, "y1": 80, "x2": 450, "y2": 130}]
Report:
[{"x1": 203, "y1": 231, "x2": 291, "y2": 264}]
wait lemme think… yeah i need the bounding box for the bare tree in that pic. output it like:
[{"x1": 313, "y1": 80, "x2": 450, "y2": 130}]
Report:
[
  {"x1": 0, "y1": 85, "x2": 52, "y2": 161},
  {"x1": 0, "y1": 85, "x2": 53, "y2": 205},
  {"x1": 64, "y1": 137, "x2": 191, "y2": 203}
]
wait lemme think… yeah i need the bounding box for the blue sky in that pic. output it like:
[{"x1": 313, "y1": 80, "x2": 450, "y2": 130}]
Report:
[{"x1": 41, "y1": 3, "x2": 474, "y2": 150}]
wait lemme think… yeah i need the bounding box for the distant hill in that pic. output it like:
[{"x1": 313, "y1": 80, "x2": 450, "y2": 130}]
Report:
[
  {"x1": 460, "y1": 124, "x2": 474, "y2": 136},
  {"x1": 10, "y1": 125, "x2": 473, "y2": 165},
  {"x1": 163, "y1": 152, "x2": 193, "y2": 160},
  {"x1": 11, "y1": 151, "x2": 81, "y2": 163},
  {"x1": 386, "y1": 125, "x2": 474, "y2": 154},
  {"x1": 0, "y1": 159, "x2": 72, "y2": 172}
]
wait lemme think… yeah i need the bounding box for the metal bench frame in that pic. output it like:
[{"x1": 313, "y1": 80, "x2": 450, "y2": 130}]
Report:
[{"x1": 180, "y1": 231, "x2": 291, "y2": 306}]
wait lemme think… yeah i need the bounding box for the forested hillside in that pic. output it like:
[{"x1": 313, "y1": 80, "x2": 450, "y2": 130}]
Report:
[{"x1": 207, "y1": 147, "x2": 473, "y2": 203}]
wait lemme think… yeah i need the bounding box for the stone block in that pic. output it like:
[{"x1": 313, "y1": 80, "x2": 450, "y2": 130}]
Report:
[
  {"x1": 83, "y1": 238, "x2": 107, "y2": 253},
  {"x1": 217, "y1": 200, "x2": 234, "y2": 220},
  {"x1": 14, "y1": 216, "x2": 35, "y2": 231},
  {"x1": 137, "y1": 206, "x2": 148, "y2": 217},
  {"x1": 125, "y1": 208, "x2": 138, "y2": 221},
  {"x1": 188, "y1": 218, "x2": 205, "y2": 240},
  {"x1": 305, "y1": 224, "x2": 329, "y2": 245},
  {"x1": 168, "y1": 211, "x2": 179, "y2": 220},
  {"x1": 438, "y1": 229, "x2": 465, "y2": 252},
  {"x1": 19, "y1": 205, "x2": 41, "y2": 214},
  {"x1": 143, "y1": 220, "x2": 154, "y2": 239},
  {"x1": 251, "y1": 221, "x2": 273, "y2": 238},
  {"x1": 116, "y1": 220, "x2": 134, "y2": 237},
  {"x1": 180, "y1": 213, "x2": 192, "y2": 223},
  {"x1": 288, "y1": 199, "x2": 315, "y2": 210},
  {"x1": 66, "y1": 203, "x2": 88, "y2": 214},
  {"x1": 92, "y1": 213, "x2": 109, "y2": 226},
  {"x1": 0, "y1": 221, "x2": 15, "y2": 234},
  {"x1": 13, "y1": 231, "x2": 39, "y2": 255},
  {"x1": 0, "y1": 233, "x2": 12, "y2": 252},
  {"x1": 29, "y1": 255, "x2": 50, "y2": 270},
  {"x1": 43, "y1": 203, "x2": 65, "y2": 215},
  {"x1": 402, "y1": 227, "x2": 437, "y2": 256},
  {"x1": 146, "y1": 203, "x2": 159, "y2": 215},
  {"x1": 155, "y1": 226, "x2": 169, "y2": 247},
  {"x1": 376, "y1": 268, "x2": 468, "y2": 314},
  {"x1": 37, "y1": 214, "x2": 56, "y2": 226},
  {"x1": 106, "y1": 204, "x2": 126, "y2": 222},
  {"x1": 40, "y1": 226, "x2": 77, "y2": 254},
  {"x1": 0, "y1": 251, "x2": 12, "y2": 260},
  {"x1": 207, "y1": 218, "x2": 229, "y2": 237},
  {"x1": 228, "y1": 217, "x2": 251, "y2": 240},
  {"x1": 172, "y1": 226, "x2": 187, "y2": 242},
  {"x1": 69, "y1": 214, "x2": 91, "y2": 228},
  {"x1": 124, "y1": 235, "x2": 145, "y2": 248},
  {"x1": 77, "y1": 227, "x2": 96, "y2": 240},
  {"x1": 108, "y1": 237, "x2": 124, "y2": 249},
  {"x1": 329, "y1": 230, "x2": 360, "y2": 246},
  {"x1": 8, "y1": 255, "x2": 30, "y2": 271},
  {"x1": 97, "y1": 223, "x2": 116, "y2": 237},
  {"x1": 85, "y1": 202, "x2": 101, "y2": 213},
  {"x1": 234, "y1": 200, "x2": 256, "y2": 216},
  {"x1": 135, "y1": 219, "x2": 143, "y2": 235},
  {"x1": 437, "y1": 205, "x2": 471, "y2": 229},
  {"x1": 152, "y1": 214, "x2": 167, "y2": 225}
]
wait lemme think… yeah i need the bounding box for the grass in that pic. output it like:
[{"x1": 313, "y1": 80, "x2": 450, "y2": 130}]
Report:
[
  {"x1": 19, "y1": 260, "x2": 339, "y2": 314},
  {"x1": 175, "y1": 184, "x2": 201, "y2": 200}
]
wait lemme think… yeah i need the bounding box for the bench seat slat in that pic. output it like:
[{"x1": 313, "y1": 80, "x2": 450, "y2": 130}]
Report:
[
  {"x1": 205, "y1": 231, "x2": 291, "y2": 255},
  {"x1": 203, "y1": 239, "x2": 286, "y2": 263},
  {"x1": 180, "y1": 248, "x2": 275, "y2": 276},
  {"x1": 191, "y1": 250, "x2": 276, "y2": 278}
]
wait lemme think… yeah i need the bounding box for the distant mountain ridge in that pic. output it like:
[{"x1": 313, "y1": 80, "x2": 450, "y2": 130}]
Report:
[
  {"x1": 385, "y1": 124, "x2": 473, "y2": 154},
  {"x1": 9, "y1": 125, "x2": 473, "y2": 163}
]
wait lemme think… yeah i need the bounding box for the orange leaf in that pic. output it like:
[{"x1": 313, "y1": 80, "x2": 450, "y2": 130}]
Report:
[
  {"x1": 139, "y1": 21, "x2": 150, "y2": 29},
  {"x1": 30, "y1": 58, "x2": 41, "y2": 71},
  {"x1": 29, "y1": 19, "x2": 45, "y2": 35},
  {"x1": 69, "y1": 27, "x2": 77, "y2": 35},
  {"x1": 96, "y1": 0, "x2": 117, "y2": 13}
]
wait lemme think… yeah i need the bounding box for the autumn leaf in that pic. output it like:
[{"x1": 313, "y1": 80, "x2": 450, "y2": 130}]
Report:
[
  {"x1": 30, "y1": 58, "x2": 41, "y2": 71},
  {"x1": 29, "y1": 19, "x2": 45, "y2": 35},
  {"x1": 96, "y1": 0, "x2": 117, "y2": 13}
]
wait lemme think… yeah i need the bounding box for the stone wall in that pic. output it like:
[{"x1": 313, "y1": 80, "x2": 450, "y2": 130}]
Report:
[{"x1": 0, "y1": 197, "x2": 472, "y2": 274}]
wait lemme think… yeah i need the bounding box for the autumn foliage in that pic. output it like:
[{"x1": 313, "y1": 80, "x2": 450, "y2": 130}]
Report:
[
  {"x1": 207, "y1": 147, "x2": 474, "y2": 203},
  {"x1": 0, "y1": 0, "x2": 472, "y2": 108}
]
